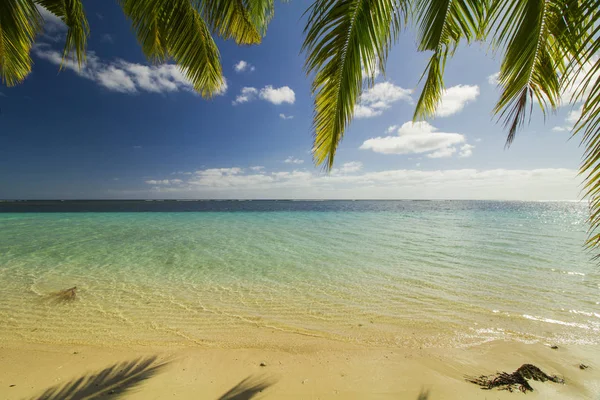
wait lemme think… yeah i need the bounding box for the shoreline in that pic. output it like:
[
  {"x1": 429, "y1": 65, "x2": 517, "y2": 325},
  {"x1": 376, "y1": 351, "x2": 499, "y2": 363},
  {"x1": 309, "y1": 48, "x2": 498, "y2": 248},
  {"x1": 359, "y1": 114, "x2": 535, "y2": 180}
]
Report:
[{"x1": 1, "y1": 339, "x2": 597, "y2": 399}]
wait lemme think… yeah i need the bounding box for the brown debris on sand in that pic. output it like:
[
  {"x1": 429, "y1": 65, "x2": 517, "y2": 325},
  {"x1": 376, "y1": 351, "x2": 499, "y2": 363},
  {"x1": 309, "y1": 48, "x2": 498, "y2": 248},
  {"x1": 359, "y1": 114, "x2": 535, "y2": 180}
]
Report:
[
  {"x1": 467, "y1": 364, "x2": 564, "y2": 393},
  {"x1": 50, "y1": 286, "x2": 78, "y2": 303}
]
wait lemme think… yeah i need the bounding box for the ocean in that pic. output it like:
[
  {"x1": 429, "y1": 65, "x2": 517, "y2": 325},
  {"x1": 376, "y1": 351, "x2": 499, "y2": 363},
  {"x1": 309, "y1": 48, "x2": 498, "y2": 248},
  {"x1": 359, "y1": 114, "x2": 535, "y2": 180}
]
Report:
[{"x1": 0, "y1": 200, "x2": 598, "y2": 349}]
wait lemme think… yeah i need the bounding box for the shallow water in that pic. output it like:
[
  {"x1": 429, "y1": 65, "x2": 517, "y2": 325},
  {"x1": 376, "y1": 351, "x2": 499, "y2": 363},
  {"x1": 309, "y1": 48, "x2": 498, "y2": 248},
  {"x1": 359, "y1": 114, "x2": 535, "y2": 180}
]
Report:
[{"x1": 0, "y1": 201, "x2": 598, "y2": 349}]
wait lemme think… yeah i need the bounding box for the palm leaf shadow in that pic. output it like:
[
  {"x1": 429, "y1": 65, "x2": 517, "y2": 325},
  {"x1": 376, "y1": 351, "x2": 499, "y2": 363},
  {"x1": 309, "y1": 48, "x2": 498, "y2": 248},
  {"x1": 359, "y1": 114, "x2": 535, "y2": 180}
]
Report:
[
  {"x1": 218, "y1": 375, "x2": 275, "y2": 400},
  {"x1": 30, "y1": 355, "x2": 168, "y2": 400},
  {"x1": 416, "y1": 389, "x2": 429, "y2": 399}
]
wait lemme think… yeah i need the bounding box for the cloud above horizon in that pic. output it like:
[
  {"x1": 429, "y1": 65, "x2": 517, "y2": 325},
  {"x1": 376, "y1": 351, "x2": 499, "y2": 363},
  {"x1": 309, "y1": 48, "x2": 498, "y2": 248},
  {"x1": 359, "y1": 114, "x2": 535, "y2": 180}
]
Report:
[
  {"x1": 233, "y1": 85, "x2": 295, "y2": 105},
  {"x1": 355, "y1": 82, "x2": 413, "y2": 118},
  {"x1": 140, "y1": 165, "x2": 581, "y2": 201},
  {"x1": 33, "y1": 45, "x2": 227, "y2": 95},
  {"x1": 284, "y1": 156, "x2": 304, "y2": 164},
  {"x1": 436, "y1": 85, "x2": 480, "y2": 117},
  {"x1": 360, "y1": 121, "x2": 470, "y2": 158},
  {"x1": 37, "y1": 5, "x2": 66, "y2": 33},
  {"x1": 234, "y1": 60, "x2": 255, "y2": 73}
]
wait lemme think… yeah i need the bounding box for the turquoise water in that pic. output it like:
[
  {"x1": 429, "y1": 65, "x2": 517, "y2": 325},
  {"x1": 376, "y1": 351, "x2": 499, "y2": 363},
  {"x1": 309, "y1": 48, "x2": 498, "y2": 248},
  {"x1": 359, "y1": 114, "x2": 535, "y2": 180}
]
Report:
[{"x1": 0, "y1": 201, "x2": 598, "y2": 349}]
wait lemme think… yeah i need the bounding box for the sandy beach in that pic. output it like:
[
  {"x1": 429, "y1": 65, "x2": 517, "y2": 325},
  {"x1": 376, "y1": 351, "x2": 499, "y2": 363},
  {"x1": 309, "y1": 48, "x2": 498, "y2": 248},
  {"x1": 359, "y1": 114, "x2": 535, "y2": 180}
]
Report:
[{"x1": 1, "y1": 338, "x2": 598, "y2": 399}]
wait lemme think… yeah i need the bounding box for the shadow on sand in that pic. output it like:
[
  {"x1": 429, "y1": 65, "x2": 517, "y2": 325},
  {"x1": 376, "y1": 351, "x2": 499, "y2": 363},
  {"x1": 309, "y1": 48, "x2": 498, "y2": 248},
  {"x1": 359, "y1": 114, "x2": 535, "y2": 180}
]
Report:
[
  {"x1": 30, "y1": 356, "x2": 168, "y2": 400},
  {"x1": 28, "y1": 356, "x2": 430, "y2": 399},
  {"x1": 217, "y1": 375, "x2": 276, "y2": 400}
]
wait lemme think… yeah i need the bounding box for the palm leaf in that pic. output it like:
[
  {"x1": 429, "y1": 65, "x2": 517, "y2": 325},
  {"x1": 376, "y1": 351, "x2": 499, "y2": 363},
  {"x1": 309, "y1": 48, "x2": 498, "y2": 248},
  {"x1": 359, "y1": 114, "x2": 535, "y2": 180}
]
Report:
[
  {"x1": 568, "y1": 0, "x2": 600, "y2": 252},
  {"x1": 34, "y1": 0, "x2": 90, "y2": 68},
  {"x1": 201, "y1": 0, "x2": 274, "y2": 45},
  {"x1": 489, "y1": 0, "x2": 578, "y2": 145},
  {"x1": 0, "y1": 0, "x2": 43, "y2": 86},
  {"x1": 413, "y1": 0, "x2": 488, "y2": 120},
  {"x1": 119, "y1": 0, "x2": 224, "y2": 98},
  {"x1": 303, "y1": 0, "x2": 406, "y2": 170}
]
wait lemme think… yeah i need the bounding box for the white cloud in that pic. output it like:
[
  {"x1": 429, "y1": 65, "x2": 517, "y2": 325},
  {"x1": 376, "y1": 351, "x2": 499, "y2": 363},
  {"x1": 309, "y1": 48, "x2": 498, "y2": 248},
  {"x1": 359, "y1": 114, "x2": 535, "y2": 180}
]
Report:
[
  {"x1": 32, "y1": 45, "x2": 227, "y2": 95},
  {"x1": 234, "y1": 60, "x2": 255, "y2": 73},
  {"x1": 475, "y1": 138, "x2": 482, "y2": 142},
  {"x1": 436, "y1": 85, "x2": 480, "y2": 117},
  {"x1": 145, "y1": 179, "x2": 183, "y2": 185},
  {"x1": 36, "y1": 5, "x2": 66, "y2": 33},
  {"x1": 561, "y1": 59, "x2": 600, "y2": 105},
  {"x1": 355, "y1": 105, "x2": 383, "y2": 118},
  {"x1": 458, "y1": 144, "x2": 475, "y2": 158},
  {"x1": 332, "y1": 161, "x2": 363, "y2": 174},
  {"x1": 101, "y1": 33, "x2": 114, "y2": 43},
  {"x1": 566, "y1": 105, "x2": 582, "y2": 125},
  {"x1": 284, "y1": 156, "x2": 304, "y2": 164},
  {"x1": 141, "y1": 166, "x2": 581, "y2": 201},
  {"x1": 360, "y1": 121, "x2": 465, "y2": 158},
  {"x1": 552, "y1": 105, "x2": 583, "y2": 132},
  {"x1": 279, "y1": 113, "x2": 294, "y2": 120},
  {"x1": 232, "y1": 87, "x2": 258, "y2": 105},
  {"x1": 196, "y1": 168, "x2": 242, "y2": 176},
  {"x1": 386, "y1": 125, "x2": 398, "y2": 133},
  {"x1": 355, "y1": 82, "x2": 413, "y2": 119},
  {"x1": 96, "y1": 66, "x2": 137, "y2": 93},
  {"x1": 250, "y1": 166, "x2": 265, "y2": 171},
  {"x1": 233, "y1": 85, "x2": 295, "y2": 105},
  {"x1": 487, "y1": 72, "x2": 500, "y2": 85},
  {"x1": 361, "y1": 59, "x2": 380, "y2": 80},
  {"x1": 427, "y1": 147, "x2": 457, "y2": 158},
  {"x1": 259, "y1": 85, "x2": 295, "y2": 105}
]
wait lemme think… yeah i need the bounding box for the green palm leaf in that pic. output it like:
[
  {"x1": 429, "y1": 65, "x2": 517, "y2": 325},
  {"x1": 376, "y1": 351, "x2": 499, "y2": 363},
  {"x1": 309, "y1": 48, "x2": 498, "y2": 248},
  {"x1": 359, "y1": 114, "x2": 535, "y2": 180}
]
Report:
[
  {"x1": 34, "y1": 0, "x2": 89, "y2": 68},
  {"x1": 202, "y1": 0, "x2": 275, "y2": 45},
  {"x1": 568, "y1": 0, "x2": 600, "y2": 252},
  {"x1": 413, "y1": 0, "x2": 488, "y2": 120},
  {"x1": 119, "y1": 0, "x2": 224, "y2": 98},
  {"x1": 303, "y1": 0, "x2": 406, "y2": 170},
  {"x1": 0, "y1": 0, "x2": 42, "y2": 86},
  {"x1": 489, "y1": 0, "x2": 578, "y2": 144}
]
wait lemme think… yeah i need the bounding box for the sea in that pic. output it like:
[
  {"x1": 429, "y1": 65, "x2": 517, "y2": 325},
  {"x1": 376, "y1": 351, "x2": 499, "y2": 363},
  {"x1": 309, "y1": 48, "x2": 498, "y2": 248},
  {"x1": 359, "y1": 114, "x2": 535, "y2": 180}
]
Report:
[{"x1": 0, "y1": 200, "x2": 598, "y2": 349}]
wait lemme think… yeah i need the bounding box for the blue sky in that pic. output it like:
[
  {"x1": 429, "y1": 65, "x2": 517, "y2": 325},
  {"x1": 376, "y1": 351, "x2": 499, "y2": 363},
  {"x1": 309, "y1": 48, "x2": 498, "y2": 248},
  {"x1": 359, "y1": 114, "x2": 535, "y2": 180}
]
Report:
[{"x1": 0, "y1": 1, "x2": 588, "y2": 200}]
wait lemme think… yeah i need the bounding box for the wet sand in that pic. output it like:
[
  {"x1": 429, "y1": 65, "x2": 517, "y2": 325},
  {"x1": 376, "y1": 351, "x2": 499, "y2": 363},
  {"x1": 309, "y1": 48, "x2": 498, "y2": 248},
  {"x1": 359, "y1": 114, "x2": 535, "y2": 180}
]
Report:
[{"x1": 1, "y1": 339, "x2": 598, "y2": 399}]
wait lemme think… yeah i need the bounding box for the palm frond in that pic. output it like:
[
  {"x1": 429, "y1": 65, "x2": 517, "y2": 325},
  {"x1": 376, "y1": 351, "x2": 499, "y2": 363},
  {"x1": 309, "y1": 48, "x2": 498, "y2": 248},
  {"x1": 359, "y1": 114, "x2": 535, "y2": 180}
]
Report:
[
  {"x1": 0, "y1": 0, "x2": 43, "y2": 86},
  {"x1": 34, "y1": 0, "x2": 90, "y2": 68},
  {"x1": 569, "y1": 0, "x2": 600, "y2": 252},
  {"x1": 303, "y1": 0, "x2": 406, "y2": 170},
  {"x1": 489, "y1": 0, "x2": 578, "y2": 145},
  {"x1": 413, "y1": 0, "x2": 488, "y2": 120},
  {"x1": 120, "y1": 0, "x2": 224, "y2": 98},
  {"x1": 201, "y1": 0, "x2": 275, "y2": 45}
]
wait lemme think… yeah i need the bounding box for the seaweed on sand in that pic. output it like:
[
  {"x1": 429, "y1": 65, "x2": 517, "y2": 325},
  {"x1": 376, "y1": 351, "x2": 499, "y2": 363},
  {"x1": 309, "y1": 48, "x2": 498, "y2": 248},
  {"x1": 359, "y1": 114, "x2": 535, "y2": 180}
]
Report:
[
  {"x1": 49, "y1": 286, "x2": 78, "y2": 303},
  {"x1": 466, "y1": 364, "x2": 564, "y2": 393}
]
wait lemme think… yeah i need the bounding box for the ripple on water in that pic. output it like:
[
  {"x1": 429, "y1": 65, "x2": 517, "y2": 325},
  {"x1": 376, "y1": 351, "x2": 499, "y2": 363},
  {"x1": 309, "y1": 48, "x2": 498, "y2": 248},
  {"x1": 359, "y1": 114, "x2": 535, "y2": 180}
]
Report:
[{"x1": 0, "y1": 201, "x2": 598, "y2": 349}]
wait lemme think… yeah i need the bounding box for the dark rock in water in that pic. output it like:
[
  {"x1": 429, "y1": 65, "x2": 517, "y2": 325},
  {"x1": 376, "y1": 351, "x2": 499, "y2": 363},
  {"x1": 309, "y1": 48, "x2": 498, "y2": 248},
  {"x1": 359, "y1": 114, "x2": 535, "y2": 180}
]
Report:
[
  {"x1": 466, "y1": 364, "x2": 564, "y2": 393},
  {"x1": 550, "y1": 345, "x2": 559, "y2": 349},
  {"x1": 579, "y1": 364, "x2": 589, "y2": 370},
  {"x1": 50, "y1": 286, "x2": 78, "y2": 303}
]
